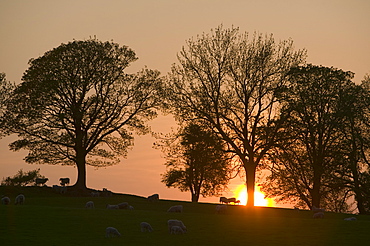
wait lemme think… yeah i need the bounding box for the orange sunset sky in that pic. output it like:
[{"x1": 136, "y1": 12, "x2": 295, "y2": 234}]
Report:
[{"x1": 0, "y1": 0, "x2": 369, "y2": 206}]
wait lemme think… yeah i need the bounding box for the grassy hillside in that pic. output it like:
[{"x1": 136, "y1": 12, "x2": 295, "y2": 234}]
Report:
[{"x1": 1, "y1": 186, "x2": 370, "y2": 246}]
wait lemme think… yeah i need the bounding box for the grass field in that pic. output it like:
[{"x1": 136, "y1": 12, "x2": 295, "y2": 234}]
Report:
[{"x1": 1, "y1": 186, "x2": 370, "y2": 246}]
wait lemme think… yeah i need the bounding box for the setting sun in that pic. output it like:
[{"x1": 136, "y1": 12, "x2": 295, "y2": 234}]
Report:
[{"x1": 234, "y1": 184, "x2": 274, "y2": 207}]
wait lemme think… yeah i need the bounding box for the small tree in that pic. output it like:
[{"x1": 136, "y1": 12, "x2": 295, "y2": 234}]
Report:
[
  {"x1": 1, "y1": 168, "x2": 45, "y2": 186},
  {"x1": 2, "y1": 39, "x2": 163, "y2": 190},
  {"x1": 160, "y1": 122, "x2": 230, "y2": 202}
]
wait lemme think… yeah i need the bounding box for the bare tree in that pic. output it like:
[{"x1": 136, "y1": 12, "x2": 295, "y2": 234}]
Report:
[{"x1": 165, "y1": 25, "x2": 306, "y2": 207}]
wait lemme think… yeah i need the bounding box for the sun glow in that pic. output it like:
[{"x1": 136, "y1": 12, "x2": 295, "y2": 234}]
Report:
[{"x1": 234, "y1": 184, "x2": 275, "y2": 207}]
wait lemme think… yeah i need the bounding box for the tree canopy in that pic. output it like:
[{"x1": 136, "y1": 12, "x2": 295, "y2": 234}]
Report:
[
  {"x1": 261, "y1": 64, "x2": 358, "y2": 211},
  {"x1": 2, "y1": 39, "x2": 163, "y2": 189}
]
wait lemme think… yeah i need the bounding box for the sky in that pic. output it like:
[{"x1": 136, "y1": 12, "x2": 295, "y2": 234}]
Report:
[{"x1": 0, "y1": 0, "x2": 369, "y2": 206}]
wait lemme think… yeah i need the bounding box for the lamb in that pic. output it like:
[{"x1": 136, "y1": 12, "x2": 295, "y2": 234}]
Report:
[
  {"x1": 59, "y1": 177, "x2": 70, "y2": 186},
  {"x1": 106, "y1": 204, "x2": 119, "y2": 209},
  {"x1": 167, "y1": 205, "x2": 183, "y2": 213},
  {"x1": 91, "y1": 192, "x2": 100, "y2": 197},
  {"x1": 344, "y1": 217, "x2": 357, "y2": 221},
  {"x1": 147, "y1": 194, "x2": 159, "y2": 202},
  {"x1": 312, "y1": 206, "x2": 325, "y2": 213},
  {"x1": 85, "y1": 201, "x2": 94, "y2": 209},
  {"x1": 167, "y1": 219, "x2": 187, "y2": 233},
  {"x1": 1, "y1": 196, "x2": 10, "y2": 205},
  {"x1": 313, "y1": 212, "x2": 324, "y2": 219},
  {"x1": 117, "y1": 202, "x2": 129, "y2": 209},
  {"x1": 140, "y1": 222, "x2": 154, "y2": 232},
  {"x1": 52, "y1": 185, "x2": 67, "y2": 194},
  {"x1": 35, "y1": 178, "x2": 48, "y2": 186},
  {"x1": 105, "y1": 227, "x2": 121, "y2": 238},
  {"x1": 15, "y1": 194, "x2": 25, "y2": 205},
  {"x1": 170, "y1": 225, "x2": 186, "y2": 234},
  {"x1": 215, "y1": 204, "x2": 227, "y2": 214}
]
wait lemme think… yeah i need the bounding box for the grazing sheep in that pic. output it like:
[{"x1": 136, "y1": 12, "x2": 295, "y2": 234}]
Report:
[
  {"x1": 106, "y1": 204, "x2": 119, "y2": 209},
  {"x1": 219, "y1": 197, "x2": 229, "y2": 204},
  {"x1": 52, "y1": 185, "x2": 67, "y2": 194},
  {"x1": 59, "y1": 178, "x2": 70, "y2": 186},
  {"x1": 147, "y1": 194, "x2": 159, "y2": 202},
  {"x1": 167, "y1": 205, "x2": 183, "y2": 213},
  {"x1": 167, "y1": 219, "x2": 187, "y2": 233},
  {"x1": 117, "y1": 202, "x2": 129, "y2": 209},
  {"x1": 344, "y1": 217, "x2": 357, "y2": 221},
  {"x1": 35, "y1": 178, "x2": 48, "y2": 186},
  {"x1": 170, "y1": 225, "x2": 186, "y2": 234},
  {"x1": 1, "y1": 196, "x2": 10, "y2": 205},
  {"x1": 91, "y1": 192, "x2": 100, "y2": 197},
  {"x1": 227, "y1": 198, "x2": 240, "y2": 204},
  {"x1": 128, "y1": 205, "x2": 134, "y2": 210},
  {"x1": 15, "y1": 194, "x2": 25, "y2": 205},
  {"x1": 215, "y1": 204, "x2": 227, "y2": 214},
  {"x1": 105, "y1": 227, "x2": 121, "y2": 238},
  {"x1": 140, "y1": 222, "x2": 153, "y2": 232},
  {"x1": 312, "y1": 206, "x2": 325, "y2": 213},
  {"x1": 85, "y1": 201, "x2": 94, "y2": 209},
  {"x1": 102, "y1": 188, "x2": 113, "y2": 197},
  {"x1": 313, "y1": 212, "x2": 324, "y2": 219}
]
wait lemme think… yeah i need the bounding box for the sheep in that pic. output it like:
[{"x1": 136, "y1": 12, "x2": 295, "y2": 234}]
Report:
[
  {"x1": 140, "y1": 222, "x2": 153, "y2": 232},
  {"x1": 147, "y1": 194, "x2": 159, "y2": 202},
  {"x1": 344, "y1": 217, "x2": 357, "y2": 221},
  {"x1": 1, "y1": 196, "x2": 10, "y2": 205},
  {"x1": 313, "y1": 212, "x2": 324, "y2": 219},
  {"x1": 128, "y1": 205, "x2": 134, "y2": 210},
  {"x1": 167, "y1": 205, "x2": 183, "y2": 213},
  {"x1": 227, "y1": 198, "x2": 240, "y2": 204},
  {"x1": 91, "y1": 191, "x2": 100, "y2": 197},
  {"x1": 102, "y1": 188, "x2": 113, "y2": 197},
  {"x1": 106, "y1": 204, "x2": 119, "y2": 209},
  {"x1": 105, "y1": 227, "x2": 121, "y2": 238},
  {"x1": 215, "y1": 204, "x2": 227, "y2": 214},
  {"x1": 170, "y1": 225, "x2": 186, "y2": 234},
  {"x1": 312, "y1": 206, "x2": 325, "y2": 213},
  {"x1": 52, "y1": 185, "x2": 67, "y2": 194},
  {"x1": 15, "y1": 194, "x2": 25, "y2": 205},
  {"x1": 59, "y1": 177, "x2": 70, "y2": 186},
  {"x1": 85, "y1": 201, "x2": 94, "y2": 209},
  {"x1": 35, "y1": 178, "x2": 48, "y2": 186},
  {"x1": 117, "y1": 202, "x2": 129, "y2": 209},
  {"x1": 167, "y1": 219, "x2": 187, "y2": 233},
  {"x1": 219, "y1": 197, "x2": 229, "y2": 204}
]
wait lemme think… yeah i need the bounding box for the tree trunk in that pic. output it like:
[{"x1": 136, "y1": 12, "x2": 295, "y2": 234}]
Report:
[
  {"x1": 245, "y1": 163, "x2": 257, "y2": 208},
  {"x1": 311, "y1": 174, "x2": 321, "y2": 209},
  {"x1": 73, "y1": 149, "x2": 87, "y2": 190},
  {"x1": 191, "y1": 193, "x2": 199, "y2": 203}
]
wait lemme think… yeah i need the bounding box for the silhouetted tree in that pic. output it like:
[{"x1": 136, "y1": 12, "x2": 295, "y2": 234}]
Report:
[
  {"x1": 165, "y1": 25, "x2": 306, "y2": 207},
  {"x1": 0, "y1": 73, "x2": 15, "y2": 138},
  {"x1": 160, "y1": 122, "x2": 230, "y2": 202},
  {"x1": 1, "y1": 168, "x2": 45, "y2": 186},
  {"x1": 336, "y1": 73, "x2": 370, "y2": 214},
  {"x1": 2, "y1": 39, "x2": 163, "y2": 190},
  {"x1": 262, "y1": 65, "x2": 356, "y2": 211}
]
